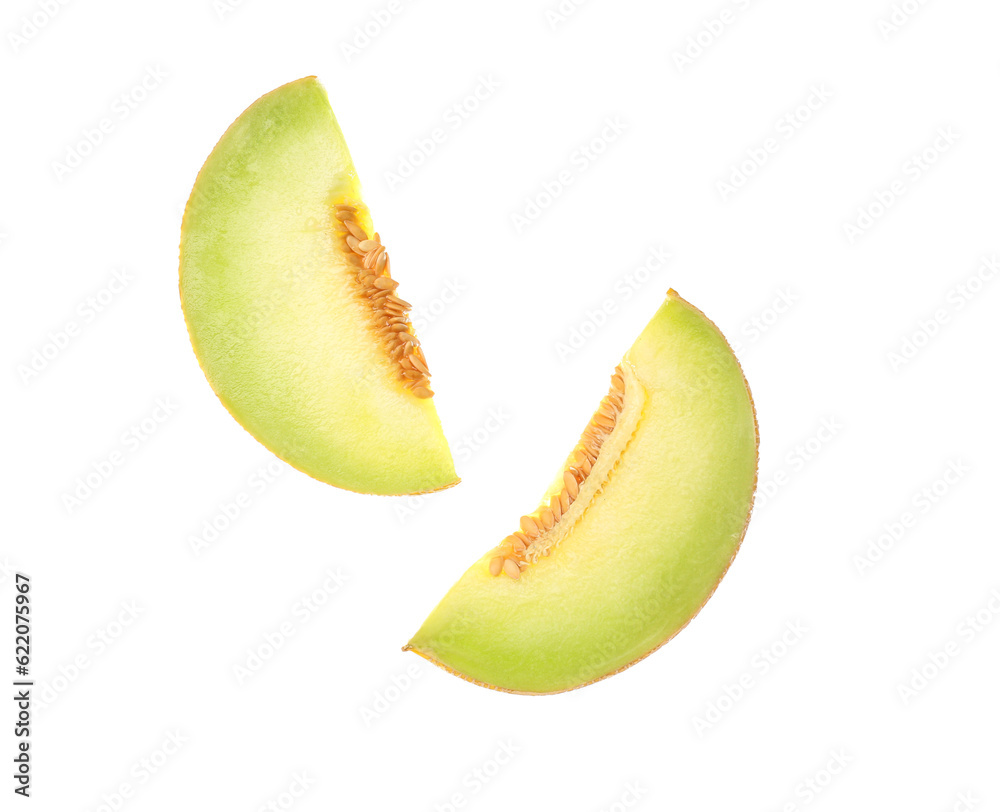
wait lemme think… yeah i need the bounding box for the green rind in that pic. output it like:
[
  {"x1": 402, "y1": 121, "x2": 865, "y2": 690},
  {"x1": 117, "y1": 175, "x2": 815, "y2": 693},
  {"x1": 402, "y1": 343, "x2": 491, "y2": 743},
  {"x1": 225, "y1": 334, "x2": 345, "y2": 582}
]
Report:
[
  {"x1": 406, "y1": 291, "x2": 758, "y2": 693},
  {"x1": 180, "y1": 78, "x2": 457, "y2": 495}
]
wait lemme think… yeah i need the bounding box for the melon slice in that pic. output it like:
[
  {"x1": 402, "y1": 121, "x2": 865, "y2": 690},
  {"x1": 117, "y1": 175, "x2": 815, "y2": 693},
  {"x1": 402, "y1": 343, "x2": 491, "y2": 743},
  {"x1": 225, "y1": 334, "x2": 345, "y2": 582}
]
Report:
[
  {"x1": 405, "y1": 291, "x2": 758, "y2": 694},
  {"x1": 180, "y1": 77, "x2": 457, "y2": 495}
]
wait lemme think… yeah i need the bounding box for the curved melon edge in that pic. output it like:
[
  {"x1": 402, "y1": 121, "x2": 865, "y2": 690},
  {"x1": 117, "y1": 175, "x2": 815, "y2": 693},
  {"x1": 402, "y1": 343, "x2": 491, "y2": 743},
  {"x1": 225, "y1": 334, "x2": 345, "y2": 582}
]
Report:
[
  {"x1": 178, "y1": 76, "x2": 460, "y2": 496},
  {"x1": 404, "y1": 289, "x2": 758, "y2": 693}
]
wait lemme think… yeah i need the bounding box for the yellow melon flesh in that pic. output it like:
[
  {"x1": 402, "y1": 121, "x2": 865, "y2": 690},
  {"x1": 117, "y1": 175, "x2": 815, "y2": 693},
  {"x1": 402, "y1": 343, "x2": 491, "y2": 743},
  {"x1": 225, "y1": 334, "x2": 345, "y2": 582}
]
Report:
[
  {"x1": 179, "y1": 77, "x2": 457, "y2": 495},
  {"x1": 405, "y1": 291, "x2": 758, "y2": 694}
]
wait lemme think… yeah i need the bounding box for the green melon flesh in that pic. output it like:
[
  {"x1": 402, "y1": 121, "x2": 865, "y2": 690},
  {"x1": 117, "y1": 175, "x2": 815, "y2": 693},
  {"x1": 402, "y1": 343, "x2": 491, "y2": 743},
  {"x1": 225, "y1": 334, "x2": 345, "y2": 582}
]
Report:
[
  {"x1": 180, "y1": 77, "x2": 457, "y2": 495},
  {"x1": 405, "y1": 291, "x2": 758, "y2": 694}
]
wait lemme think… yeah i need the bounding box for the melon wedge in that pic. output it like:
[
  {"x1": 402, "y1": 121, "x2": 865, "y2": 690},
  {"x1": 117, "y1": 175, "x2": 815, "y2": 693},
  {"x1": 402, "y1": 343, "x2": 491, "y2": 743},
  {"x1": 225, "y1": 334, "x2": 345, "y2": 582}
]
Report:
[
  {"x1": 179, "y1": 77, "x2": 457, "y2": 495},
  {"x1": 405, "y1": 291, "x2": 758, "y2": 694}
]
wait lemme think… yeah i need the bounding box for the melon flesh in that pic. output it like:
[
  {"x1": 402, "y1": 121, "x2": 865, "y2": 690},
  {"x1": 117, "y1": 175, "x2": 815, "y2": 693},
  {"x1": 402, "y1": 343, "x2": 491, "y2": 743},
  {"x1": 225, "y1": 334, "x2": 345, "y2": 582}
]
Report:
[
  {"x1": 406, "y1": 291, "x2": 758, "y2": 694},
  {"x1": 180, "y1": 77, "x2": 457, "y2": 495}
]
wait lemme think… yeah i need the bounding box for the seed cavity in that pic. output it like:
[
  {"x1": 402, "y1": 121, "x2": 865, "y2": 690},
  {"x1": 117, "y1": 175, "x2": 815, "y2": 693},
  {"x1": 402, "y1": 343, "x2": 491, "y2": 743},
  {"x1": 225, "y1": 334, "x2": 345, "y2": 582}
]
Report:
[
  {"x1": 502, "y1": 559, "x2": 521, "y2": 580},
  {"x1": 519, "y1": 515, "x2": 540, "y2": 537},
  {"x1": 333, "y1": 202, "x2": 433, "y2": 397},
  {"x1": 491, "y1": 366, "x2": 627, "y2": 578},
  {"x1": 344, "y1": 220, "x2": 366, "y2": 240}
]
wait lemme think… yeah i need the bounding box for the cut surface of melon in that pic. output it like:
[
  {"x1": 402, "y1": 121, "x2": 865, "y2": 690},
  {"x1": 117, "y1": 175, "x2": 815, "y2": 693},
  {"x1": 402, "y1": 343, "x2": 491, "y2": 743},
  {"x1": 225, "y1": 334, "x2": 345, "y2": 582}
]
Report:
[
  {"x1": 405, "y1": 291, "x2": 758, "y2": 694},
  {"x1": 180, "y1": 77, "x2": 457, "y2": 495}
]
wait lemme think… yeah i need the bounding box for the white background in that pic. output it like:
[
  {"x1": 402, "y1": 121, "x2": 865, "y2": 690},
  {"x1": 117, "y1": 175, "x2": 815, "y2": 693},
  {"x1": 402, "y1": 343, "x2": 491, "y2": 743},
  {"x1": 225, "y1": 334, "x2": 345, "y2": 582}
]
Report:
[{"x1": 3, "y1": 0, "x2": 1000, "y2": 809}]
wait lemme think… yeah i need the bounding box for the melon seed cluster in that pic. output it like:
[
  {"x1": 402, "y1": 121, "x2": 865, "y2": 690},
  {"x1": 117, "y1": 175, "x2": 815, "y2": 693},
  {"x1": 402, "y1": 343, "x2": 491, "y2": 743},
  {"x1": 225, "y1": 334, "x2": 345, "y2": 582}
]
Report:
[
  {"x1": 334, "y1": 203, "x2": 433, "y2": 398},
  {"x1": 490, "y1": 366, "x2": 626, "y2": 580}
]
